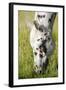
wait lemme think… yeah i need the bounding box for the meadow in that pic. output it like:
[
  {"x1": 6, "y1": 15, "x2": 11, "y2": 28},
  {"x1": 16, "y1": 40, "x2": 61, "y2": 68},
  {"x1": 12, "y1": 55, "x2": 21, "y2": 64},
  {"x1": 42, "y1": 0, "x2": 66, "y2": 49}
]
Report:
[{"x1": 18, "y1": 11, "x2": 58, "y2": 79}]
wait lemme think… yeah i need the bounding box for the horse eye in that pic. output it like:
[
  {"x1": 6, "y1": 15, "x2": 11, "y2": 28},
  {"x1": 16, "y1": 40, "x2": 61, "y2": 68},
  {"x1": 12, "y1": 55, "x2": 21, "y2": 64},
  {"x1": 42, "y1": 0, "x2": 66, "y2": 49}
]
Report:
[
  {"x1": 37, "y1": 15, "x2": 40, "y2": 18},
  {"x1": 43, "y1": 15, "x2": 45, "y2": 18},
  {"x1": 37, "y1": 15, "x2": 42, "y2": 18}
]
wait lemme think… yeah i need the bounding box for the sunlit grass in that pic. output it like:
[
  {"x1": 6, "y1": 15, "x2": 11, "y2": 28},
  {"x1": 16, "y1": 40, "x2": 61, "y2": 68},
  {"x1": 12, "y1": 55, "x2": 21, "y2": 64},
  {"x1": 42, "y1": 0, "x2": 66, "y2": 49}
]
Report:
[{"x1": 18, "y1": 11, "x2": 58, "y2": 79}]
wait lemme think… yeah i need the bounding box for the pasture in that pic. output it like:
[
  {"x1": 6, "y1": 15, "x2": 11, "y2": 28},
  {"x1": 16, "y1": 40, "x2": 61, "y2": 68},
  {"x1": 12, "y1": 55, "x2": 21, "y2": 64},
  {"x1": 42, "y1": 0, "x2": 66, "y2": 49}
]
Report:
[{"x1": 18, "y1": 11, "x2": 58, "y2": 79}]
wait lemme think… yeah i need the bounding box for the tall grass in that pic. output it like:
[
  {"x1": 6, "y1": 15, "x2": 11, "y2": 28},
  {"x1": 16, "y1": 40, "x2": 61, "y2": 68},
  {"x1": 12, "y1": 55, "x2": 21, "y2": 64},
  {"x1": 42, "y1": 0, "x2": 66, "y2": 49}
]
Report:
[{"x1": 18, "y1": 11, "x2": 58, "y2": 79}]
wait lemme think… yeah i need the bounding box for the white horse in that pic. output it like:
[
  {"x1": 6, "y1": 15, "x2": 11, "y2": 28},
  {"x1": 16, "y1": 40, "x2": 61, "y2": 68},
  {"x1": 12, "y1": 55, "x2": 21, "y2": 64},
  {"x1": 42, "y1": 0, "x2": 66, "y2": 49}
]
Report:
[{"x1": 26, "y1": 11, "x2": 56, "y2": 73}]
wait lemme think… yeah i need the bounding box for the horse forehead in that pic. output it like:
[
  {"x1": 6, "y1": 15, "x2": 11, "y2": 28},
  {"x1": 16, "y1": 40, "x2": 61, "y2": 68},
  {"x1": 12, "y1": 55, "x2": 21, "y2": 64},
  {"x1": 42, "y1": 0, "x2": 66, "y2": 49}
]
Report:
[
  {"x1": 37, "y1": 12, "x2": 46, "y2": 15},
  {"x1": 36, "y1": 12, "x2": 52, "y2": 16}
]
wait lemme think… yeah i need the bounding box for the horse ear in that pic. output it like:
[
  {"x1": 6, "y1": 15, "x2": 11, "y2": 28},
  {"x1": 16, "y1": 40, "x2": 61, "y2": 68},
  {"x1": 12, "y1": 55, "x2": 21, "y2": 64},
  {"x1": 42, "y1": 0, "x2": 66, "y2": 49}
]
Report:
[
  {"x1": 48, "y1": 13, "x2": 57, "y2": 32},
  {"x1": 51, "y1": 13, "x2": 57, "y2": 24}
]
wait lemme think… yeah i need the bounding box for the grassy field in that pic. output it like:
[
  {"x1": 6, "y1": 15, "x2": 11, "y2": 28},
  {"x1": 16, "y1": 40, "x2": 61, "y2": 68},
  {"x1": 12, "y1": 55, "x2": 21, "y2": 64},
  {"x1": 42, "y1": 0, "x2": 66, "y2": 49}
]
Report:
[{"x1": 18, "y1": 11, "x2": 58, "y2": 79}]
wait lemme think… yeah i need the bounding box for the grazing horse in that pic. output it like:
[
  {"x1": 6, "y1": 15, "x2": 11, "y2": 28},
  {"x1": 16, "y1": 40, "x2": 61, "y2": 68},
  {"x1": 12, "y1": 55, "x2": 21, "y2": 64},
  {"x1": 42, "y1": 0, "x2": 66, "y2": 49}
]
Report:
[{"x1": 27, "y1": 12, "x2": 56, "y2": 73}]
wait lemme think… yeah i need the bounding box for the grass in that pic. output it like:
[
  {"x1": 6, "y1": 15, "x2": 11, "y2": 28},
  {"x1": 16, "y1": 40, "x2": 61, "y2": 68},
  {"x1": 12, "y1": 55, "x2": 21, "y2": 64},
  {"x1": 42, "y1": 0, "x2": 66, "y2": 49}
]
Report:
[{"x1": 18, "y1": 11, "x2": 58, "y2": 79}]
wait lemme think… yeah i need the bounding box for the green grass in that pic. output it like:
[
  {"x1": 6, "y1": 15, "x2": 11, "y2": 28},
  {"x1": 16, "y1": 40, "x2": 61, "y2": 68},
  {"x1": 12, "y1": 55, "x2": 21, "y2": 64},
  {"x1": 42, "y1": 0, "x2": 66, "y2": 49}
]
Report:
[{"x1": 18, "y1": 11, "x2": 58, "y2": 79}]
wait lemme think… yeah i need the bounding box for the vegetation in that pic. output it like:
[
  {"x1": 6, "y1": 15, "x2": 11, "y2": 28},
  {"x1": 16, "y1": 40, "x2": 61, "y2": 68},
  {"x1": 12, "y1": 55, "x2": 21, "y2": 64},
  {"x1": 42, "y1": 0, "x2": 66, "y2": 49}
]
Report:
[{"x1": 18, "y1": 11, "x2": 58, "y2": 79}]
